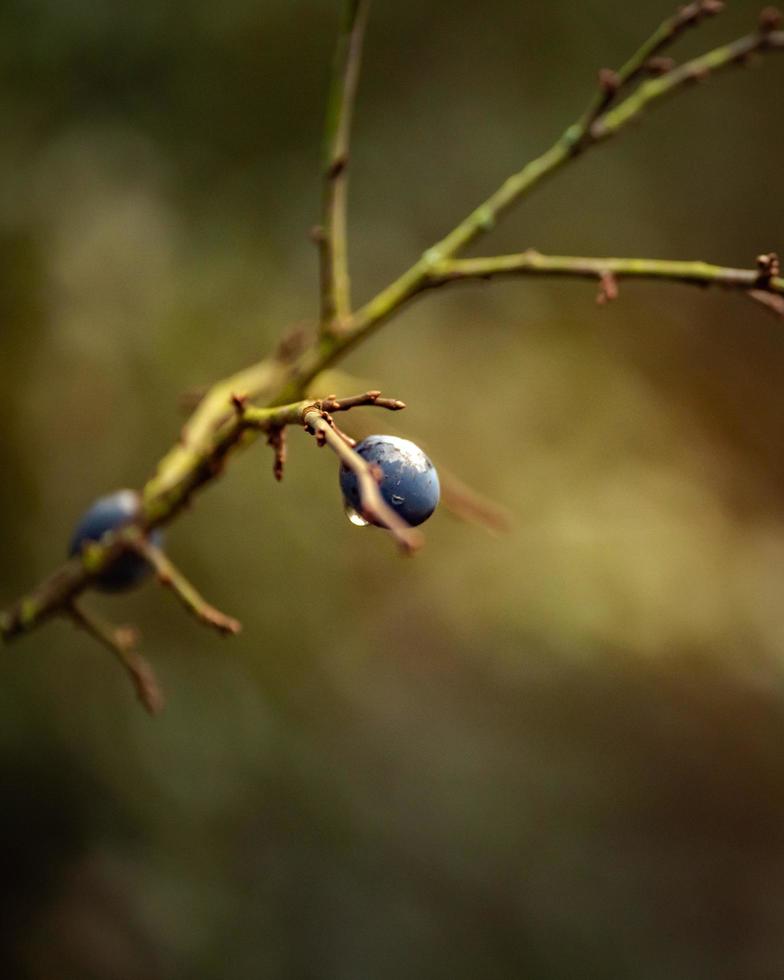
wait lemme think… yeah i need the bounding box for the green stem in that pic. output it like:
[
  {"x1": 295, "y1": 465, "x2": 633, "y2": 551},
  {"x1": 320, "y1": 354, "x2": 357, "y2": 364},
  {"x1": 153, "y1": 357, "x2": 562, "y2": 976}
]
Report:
[
  {"x1": 344, "y1": 28, "x2": 783, "y2": 348},
  {"x1": 427, "y1": 251, "x2": 784, "y2": 295},
  {"x1": 320, "y1": 0, "x2": 369, "y2": 333},
  {"x1": 580, "y1": 0, "x2": 725, "y2": 122},
  {"x1": 594, "y1": 30, "x2": 784, "y2": 140}
]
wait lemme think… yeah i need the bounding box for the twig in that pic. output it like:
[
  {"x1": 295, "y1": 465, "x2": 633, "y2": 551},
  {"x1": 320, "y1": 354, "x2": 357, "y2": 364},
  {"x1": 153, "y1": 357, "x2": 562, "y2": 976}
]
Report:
[
  {"x1": 130, "y1": 538, "x2": 242, "y2": 636},
  {"x1": 319, "y1": 0, "x2": 370, "y2": 334},
  {"x1": 615, "y1": 0, "x2": 725, "y2": 81},
  {"x1": 592, "y1": 30, "x2": 784, "y2": 141},
  {"x1": 320, "y1": 390, "x2": 406, "y2": 413},
  {"x1": 267, "y1": 427, "x2": 287, "y2": 482},
  {"x1": 1, "y1": 528, "x2": 149, "y2": 641},
  {"x1": 645, "y1": 7, "x2": 722, "y2": 61},
  {"x1": 1, "y1": 392, "x2": 411, "y2": 642},
  {"x1": 302, "y1": 409, "x2": 423, "y2": 555},
  {"x1": 749, "y1": 289, "x2": 784, "y2": 318},
  {"x1": 3, "y1": 7, "x2": 784, "y2": 659},
  {"x1": 576, "y1": 1, "x2": 725, "y2": 139},
  {"x1": 66, "y1": 601, "x2": 164, "y2": 715},
  {"x1": 328, "y1": 419, "x2": 358, "y2": 448},
  {"x1": 346, "y1": 24, "x2": 784, "y2": 342},
  {"x1": 423, "y1": 250, "x2": 784, "y2": 302}
]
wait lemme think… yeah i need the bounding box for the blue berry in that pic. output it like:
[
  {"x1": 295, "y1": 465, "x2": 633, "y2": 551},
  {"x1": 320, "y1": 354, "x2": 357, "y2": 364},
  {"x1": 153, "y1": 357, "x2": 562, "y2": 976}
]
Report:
[
  {"x1": 339, "y1": 435, "x2": 440, "y2": 528},
  {"x1": 68, "y1": 489, "x2": 162, "y2": 592}
]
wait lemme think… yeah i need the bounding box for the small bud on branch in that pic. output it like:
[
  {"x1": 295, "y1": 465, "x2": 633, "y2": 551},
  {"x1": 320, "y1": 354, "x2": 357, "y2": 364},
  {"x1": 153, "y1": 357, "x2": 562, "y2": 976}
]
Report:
[{"x1": 760, "y1": 6, "x2": 784, "y2": 33}]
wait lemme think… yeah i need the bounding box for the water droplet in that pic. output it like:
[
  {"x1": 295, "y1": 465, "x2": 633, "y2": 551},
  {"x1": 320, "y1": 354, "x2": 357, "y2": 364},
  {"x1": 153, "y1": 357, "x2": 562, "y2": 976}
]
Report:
[
  {"x1": 391, "y1": 495, "x2": 404, "y2": 506},
  {"x1": 344, "y1": 503, "x2": 370, "y2": 527}
]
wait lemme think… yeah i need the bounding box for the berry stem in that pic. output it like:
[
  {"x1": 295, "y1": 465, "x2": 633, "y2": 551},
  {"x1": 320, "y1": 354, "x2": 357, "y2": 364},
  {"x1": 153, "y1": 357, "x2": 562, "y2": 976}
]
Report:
[{"x1": 303, "y1": 410, "x2": 423, "y2": 555}]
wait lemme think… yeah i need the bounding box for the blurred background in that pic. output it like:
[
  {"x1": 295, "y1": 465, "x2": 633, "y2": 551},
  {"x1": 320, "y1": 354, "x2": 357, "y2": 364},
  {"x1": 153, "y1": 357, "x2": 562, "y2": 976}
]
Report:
[{"x1": 2, "y1": 1, "x2": 784, "y2": 977}]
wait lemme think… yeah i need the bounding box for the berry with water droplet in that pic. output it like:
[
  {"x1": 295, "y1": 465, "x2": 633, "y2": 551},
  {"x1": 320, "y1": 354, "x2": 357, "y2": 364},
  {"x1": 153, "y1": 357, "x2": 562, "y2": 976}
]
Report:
[{"x1": 339, "y1": 435, "x2": 440, "y2": 528}]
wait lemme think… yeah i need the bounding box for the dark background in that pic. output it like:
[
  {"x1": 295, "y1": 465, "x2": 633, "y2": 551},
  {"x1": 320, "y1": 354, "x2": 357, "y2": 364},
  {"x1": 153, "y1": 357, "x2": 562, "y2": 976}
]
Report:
[{"x1": 2, "y1": 1, "x2": 784, "y2": 977}]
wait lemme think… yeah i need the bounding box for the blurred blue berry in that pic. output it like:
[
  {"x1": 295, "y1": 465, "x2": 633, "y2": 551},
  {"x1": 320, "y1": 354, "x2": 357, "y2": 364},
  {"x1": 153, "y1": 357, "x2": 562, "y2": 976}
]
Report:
[
  {"x1": 68, "y1": 489, "x2": 162, "y2": 592},
  {"x1": 339, "y1": 435, "x2": 440, "y2": 528}
]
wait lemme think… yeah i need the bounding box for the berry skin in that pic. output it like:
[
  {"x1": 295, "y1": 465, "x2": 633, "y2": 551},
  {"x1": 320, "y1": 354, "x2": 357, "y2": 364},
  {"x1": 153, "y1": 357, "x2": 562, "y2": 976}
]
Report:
[
  {"x1": 339, "y1": 435, "x2": 440, "y2": 528},
  {"x1": 68, "y1": 489, "x2": 162, "y2": 592}
]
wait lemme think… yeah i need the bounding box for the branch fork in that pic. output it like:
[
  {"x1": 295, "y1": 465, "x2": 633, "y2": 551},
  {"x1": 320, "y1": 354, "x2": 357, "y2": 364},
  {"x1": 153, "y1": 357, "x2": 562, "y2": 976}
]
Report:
[
  {"x1": 3, "y1": 1, "x2": 784, "y2": 712},
  {"x1": 67, "y1": 602, "x2": 163, "y2": 716}
]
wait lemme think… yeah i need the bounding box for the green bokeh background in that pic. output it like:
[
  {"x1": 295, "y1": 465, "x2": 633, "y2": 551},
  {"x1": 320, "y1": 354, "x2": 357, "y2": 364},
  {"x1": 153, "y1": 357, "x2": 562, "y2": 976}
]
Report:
[{"x1": 2, "y1": 1, "x2": 784, "y2": 977}]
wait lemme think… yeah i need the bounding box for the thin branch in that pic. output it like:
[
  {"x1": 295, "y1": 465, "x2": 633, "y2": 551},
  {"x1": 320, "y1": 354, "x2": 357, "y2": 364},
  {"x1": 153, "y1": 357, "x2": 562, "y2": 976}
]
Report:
[
  {"x1": 143, "y1": 398, "x2": 314, "y2": 524},
  {"x1": 346, "y1": 23, "x2": 784, "y2": 343},
  {"x1": 66, "y1": 601, "x2": 164, "y2": 715},
  {"x1": 1, "y1": 528, "x2": 148, "y2": 641},
  {"x1": 592, "y1": 29, "x2": 784, "y2": 141},
  {"x1": 319, "y1": 0, "x2": 370, "y2": 334},
  {"x1": 575, "y1": 0, "x2": 725, "y2": 138},
  {"x1": 1, "y1": 393, "x2": 410, "y2": 642},
  {"x1": 422, "y1": 250, "x2": 784, "y2": 302},
  {"x1": 320, "y1": 390, "x2": 406, "y2": 413},
  {"x1": 749, "y1": 289, "x2": 784, "y2": 318},
  {"x1": 614, "y1": 0, "x2": 725, "y2": 81},
  {"x1": 130, "y1": 538, "x2": 241, "y2": 636},
  {"x1": 3, "y1": 7, "x2": 784, "y2": 660},
  {"x1": 303, "y1": 409, "x2": 423, "y2": 555},
  {"x1": 328, "y1": 419, "x2": 358, "y2": 448}
]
